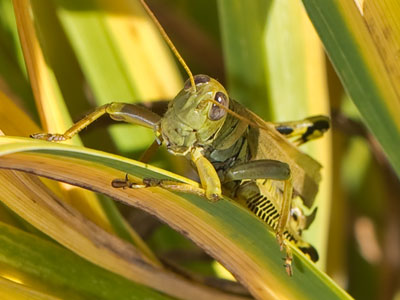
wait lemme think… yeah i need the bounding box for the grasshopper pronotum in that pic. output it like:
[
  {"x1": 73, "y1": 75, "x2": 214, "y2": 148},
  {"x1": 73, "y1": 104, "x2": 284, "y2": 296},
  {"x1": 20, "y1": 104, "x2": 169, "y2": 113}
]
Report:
[{"x1": 31, "y1": 0, "x2": 330, "y2": 276}]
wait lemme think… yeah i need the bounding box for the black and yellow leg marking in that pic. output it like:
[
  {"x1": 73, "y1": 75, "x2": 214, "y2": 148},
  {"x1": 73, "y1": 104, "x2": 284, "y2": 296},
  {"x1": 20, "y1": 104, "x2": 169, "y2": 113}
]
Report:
[
  {"x1": 223, "y1": 160, "x2": 292, "y2": 240},
  {"x1": 224, "y1": 159, "x2": 295, "y2": 275},
  {"x1": 274, "y1": 115, "x2": 330, "y2": 145},
  {"x1": 235, "y1": 180, "x2": 295, "y2": 276},
  {"x1": 31, "y1": 102, "x2": 161, "y2": 141}
]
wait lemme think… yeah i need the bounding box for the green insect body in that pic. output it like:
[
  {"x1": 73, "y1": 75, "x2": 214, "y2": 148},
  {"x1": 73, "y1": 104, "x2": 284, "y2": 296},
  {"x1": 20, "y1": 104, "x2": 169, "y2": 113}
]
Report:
[{"x1": 159, "y1": 74, "x2": 326, "y2": 272}]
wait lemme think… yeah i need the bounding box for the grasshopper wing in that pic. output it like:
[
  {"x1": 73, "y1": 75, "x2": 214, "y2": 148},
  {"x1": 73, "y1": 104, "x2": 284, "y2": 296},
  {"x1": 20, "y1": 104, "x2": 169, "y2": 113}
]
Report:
[{"x1": 238, "y1": 103, "x2": 322, "y2": 208}]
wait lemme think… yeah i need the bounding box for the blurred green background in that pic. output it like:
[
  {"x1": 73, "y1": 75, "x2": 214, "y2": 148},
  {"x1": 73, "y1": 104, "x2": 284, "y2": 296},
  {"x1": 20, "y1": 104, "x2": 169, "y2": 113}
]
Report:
[{"x1": 0, "y1": 0, "x2": 399, "y2": 299}]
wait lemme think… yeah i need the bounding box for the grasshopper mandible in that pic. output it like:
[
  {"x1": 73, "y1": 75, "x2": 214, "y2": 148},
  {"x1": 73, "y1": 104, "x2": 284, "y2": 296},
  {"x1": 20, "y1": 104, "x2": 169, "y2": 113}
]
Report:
[{"x1": 31, "y1": 0, "x2": 330, "y2": 276}]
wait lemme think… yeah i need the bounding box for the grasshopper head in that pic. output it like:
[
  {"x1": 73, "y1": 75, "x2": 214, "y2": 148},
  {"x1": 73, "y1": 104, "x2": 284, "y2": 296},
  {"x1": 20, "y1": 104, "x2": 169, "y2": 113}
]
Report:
[{"x1": 160, "y1": 74, "x2": 229, "y2": 155}]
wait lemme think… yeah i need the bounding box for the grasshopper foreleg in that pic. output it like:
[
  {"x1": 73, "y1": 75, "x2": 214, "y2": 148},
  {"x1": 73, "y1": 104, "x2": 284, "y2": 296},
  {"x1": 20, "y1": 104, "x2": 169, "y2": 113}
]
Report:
[
  {"x1": 190, "y1": 147, "x2": 222, "y2": 202},
  {"x1": 113, "y1": 147, "x2": 222, "y2": 202},
  {"x1": 112, "y1": 174, "x2": 206, "y2": 197},
  {"x1": 31, "y1": 102, "x2": 161, "y2": 141}
]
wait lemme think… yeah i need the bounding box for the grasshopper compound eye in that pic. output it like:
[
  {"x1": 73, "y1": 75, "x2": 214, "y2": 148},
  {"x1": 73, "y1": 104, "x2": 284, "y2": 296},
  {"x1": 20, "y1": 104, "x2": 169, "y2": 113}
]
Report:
[
  {"x1": 184, "y1": 74, "x2": 211, "y2": 90},
  {"x1": 208, "y1": 91, "x2": 229, "y2": 121}
]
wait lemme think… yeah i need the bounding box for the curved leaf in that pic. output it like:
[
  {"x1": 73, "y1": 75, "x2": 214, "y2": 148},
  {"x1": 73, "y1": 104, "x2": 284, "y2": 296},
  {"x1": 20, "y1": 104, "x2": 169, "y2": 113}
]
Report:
[
  {"x1": 0, "y1": 222, "x2": 173, "y2": 300},
  {"x1": 12, "y1": 0, "x2": 157, "y2": 260},
  {"x1": 0, "y1": 137, "x2": 351, "y2": 300},
  {"x1": 217, "y1": 0, "x2": 332, "y2": 269},
  {"x1": 301, "y1": 0, "x2": 400, "y2": 178}
]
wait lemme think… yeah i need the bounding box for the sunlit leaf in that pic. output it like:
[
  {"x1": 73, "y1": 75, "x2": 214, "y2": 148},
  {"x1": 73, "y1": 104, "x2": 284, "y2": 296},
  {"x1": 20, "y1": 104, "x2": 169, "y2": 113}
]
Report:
[
  {"x1": 0, "y1": 137, "x2": 351, "y2": 300},
  {"x1": 301, "y1": 0, "x2": 400, "y2": 178},
  {"x1": 218, "y1": 0, "x2": 332, "y2": 270},
  {"x1": 0, "y1": 222, "x2": 173, "y2": 299}
]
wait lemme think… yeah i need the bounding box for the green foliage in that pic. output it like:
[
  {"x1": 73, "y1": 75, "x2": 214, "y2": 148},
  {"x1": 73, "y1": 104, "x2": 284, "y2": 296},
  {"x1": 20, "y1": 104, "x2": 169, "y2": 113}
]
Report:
[{"x1": 0, "y1": 0, "x2": 399, "y2": 299}]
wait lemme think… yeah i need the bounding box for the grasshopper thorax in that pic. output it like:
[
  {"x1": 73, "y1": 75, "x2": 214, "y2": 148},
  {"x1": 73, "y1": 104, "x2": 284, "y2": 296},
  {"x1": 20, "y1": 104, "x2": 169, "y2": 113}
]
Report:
[{"x1": 160, "y1": 75, "x2": 229, "y2": 156}]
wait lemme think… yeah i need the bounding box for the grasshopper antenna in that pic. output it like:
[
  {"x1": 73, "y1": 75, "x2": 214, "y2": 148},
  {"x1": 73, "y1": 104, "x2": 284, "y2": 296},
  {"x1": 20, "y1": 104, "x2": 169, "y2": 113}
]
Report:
[{"x1": 139, "y1": 0, "x2": 196, "y2": 92}]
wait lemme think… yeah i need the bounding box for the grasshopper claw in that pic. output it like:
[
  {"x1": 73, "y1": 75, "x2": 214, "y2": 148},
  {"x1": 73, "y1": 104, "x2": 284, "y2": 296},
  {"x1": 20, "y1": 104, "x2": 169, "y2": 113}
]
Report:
[
  {"x1": 277, "y1": 235, "x2": 293, "y2": 276},
  {"x1": 111, "y1": 178, "x2": 129, "y2": 188},
  {"x1": 210, "y1": 193, "x2": 221, "y2": 202}
]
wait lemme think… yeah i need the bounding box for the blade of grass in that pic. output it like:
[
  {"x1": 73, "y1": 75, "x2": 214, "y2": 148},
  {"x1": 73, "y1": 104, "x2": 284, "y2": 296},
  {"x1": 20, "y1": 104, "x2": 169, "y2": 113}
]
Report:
[
  {"x1": 52, "y1": 0, "x2": 182, "y2": 153},
  {"x1": 0, "y1": 221, "x2": 174, "y2": 300},
  {"x1": 0, "y1": 276, "x2": 58, "y2": 300},
  {"x1": 29, "y1": 0, "x2": 93, "y2": 130},
  {"x1": 263, "y1": 0, "x2": 332, "y2": 268},
  {"x1": 54, "y1": 0, "x2": 182, "y2": 104},
  {"x1": 0, "y1": 0, "x2": 26, "y2": 75},
  {"x1": 301, "y1": 0, "x2": 400, "y2": 178},
  {"x1": 13, "y1": 0, "x2": 73, "y2": 136},
  {"x1": 0, "y1": 168, "x2": 241, "y2": 300},
  {"x1": 0, "y1": 90, "x2": 40, "y2": 136},
  {"x1": 13, "y1": 0, "x2": 155, "y2": 258},
  {"x1": 0, "y1": 0, "x2": 35, "y2": 115},
  {"x1": 218, "y1": 0, "x2": 332, "y2": 270},
  {"x1": 98, "y1": 0, "x2": 183, "y2": 100},
  {"x1": 0, "y1": 92, "x2": 60, "y2": 234},
  {"x1": 361, "y1": 1, "x2": 400, "y2": 99},
  {"x1": 217, "y1": 0, "x2": 272, "y2": 120},
  {"x1": 0, "y1": 136, "x2": 352, "y2": 300},
  {"x1": 0, "y1": 135, "x2": 245, "y2": 300},
  {"x1": 13, "y1": 0, "x2": 107, "y2": 227}
]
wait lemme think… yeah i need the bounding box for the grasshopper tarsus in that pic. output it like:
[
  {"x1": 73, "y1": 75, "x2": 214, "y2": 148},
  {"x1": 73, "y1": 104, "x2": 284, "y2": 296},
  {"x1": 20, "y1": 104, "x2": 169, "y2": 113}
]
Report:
[
  {"x1": 210, "y1": 193, "x2": 221, "y2": 202},
  {"x1": 112, "y1": 176, "x2": 210, "y2": 199},
  {"x1": 31, "y1": 133, "x2": 67, "y2": 142},
  {"x1": 111, "y1": 175, "x2": 161, "y2": 189},
  {"x1": 276, "y1": 234, "x2": 284, "y2": 252},
  {"x1": 111, "y1": 179, "x2": 129, "y2": 189},
  {"x1": 284, "y1": 261, "x2": 293, "y2": 277}
]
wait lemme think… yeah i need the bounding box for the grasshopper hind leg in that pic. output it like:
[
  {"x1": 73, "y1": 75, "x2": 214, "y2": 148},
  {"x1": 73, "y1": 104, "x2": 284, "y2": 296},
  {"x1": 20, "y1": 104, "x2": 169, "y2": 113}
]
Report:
[
  {"x1": 274, "y1": 115, "x2": 330, "y2": 145},
  {"x1": 234, "y1": 178, "x2": 318, "y2": 275},
  {"x1": 298, "y1": 244, "x2": 319, "y2": 262},
  {"x1": 235, "y1": 181, "x2": 295, "y2": 276}
]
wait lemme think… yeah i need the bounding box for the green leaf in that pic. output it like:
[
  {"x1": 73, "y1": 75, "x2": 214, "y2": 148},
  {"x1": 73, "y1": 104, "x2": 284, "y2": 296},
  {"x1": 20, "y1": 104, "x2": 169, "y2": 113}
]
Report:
[
  {"x1": 0, "y1": 137, "x2": 351, "y2": 300},
  {"x1": 301, "y1": 0, "x2": 400, "y2": 178},
  {"x1": 217, "y1": 0, "x2": 333, "y2": 270},
  {"x1": 0, "y1": 221, "x2": 173, "y2": 300},
  {"x1": 13, "y1": 0, "x2": 157, "y2": 259},
  {"x1": 0, "y1": 276, "x2": 58, "y2": 300},
  {"x1": 217, "y1": 0, "x2": 272, "y2": 120},
  {"x1": 52, "y1": 0, "x2": 182, "y2": 151}
]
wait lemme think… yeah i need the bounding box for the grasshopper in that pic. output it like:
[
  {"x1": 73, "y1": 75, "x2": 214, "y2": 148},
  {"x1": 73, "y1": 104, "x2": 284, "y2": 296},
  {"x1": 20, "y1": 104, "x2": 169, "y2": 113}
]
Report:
[{"x1": 31, "y1": 0, "x2": 330, "y2": 276}]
